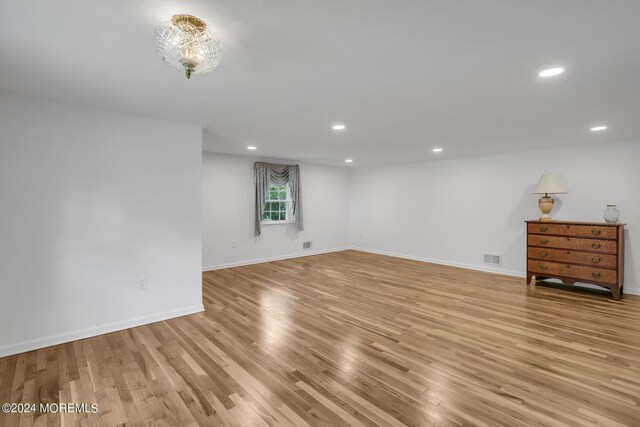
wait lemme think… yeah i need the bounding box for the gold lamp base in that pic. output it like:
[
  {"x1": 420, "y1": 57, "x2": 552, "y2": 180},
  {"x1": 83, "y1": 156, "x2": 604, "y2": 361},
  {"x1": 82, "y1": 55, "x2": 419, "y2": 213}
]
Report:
[{"x1": 538, "y1": 195, "x2": 554, "y2": 221}]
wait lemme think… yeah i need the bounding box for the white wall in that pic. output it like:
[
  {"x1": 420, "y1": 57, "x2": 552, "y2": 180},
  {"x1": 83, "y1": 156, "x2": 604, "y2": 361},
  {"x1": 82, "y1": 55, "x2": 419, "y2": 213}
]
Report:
[
  {"x1": 350, "y1": 141, "x2": 640, "y2": 295},
  {"x1": 202, "y1": 152, "x2": 350, "y2": 269},
  {"x1": 0, "y1": 93, "x2": 203, "y2": 357}
]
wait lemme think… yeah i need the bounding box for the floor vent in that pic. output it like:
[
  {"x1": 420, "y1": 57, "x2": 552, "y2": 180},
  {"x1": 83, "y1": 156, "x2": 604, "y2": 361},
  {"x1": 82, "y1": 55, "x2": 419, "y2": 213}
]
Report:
[
  {"x1": 484, "y1": 254, "x2": 501, "y2": 265},
  {"x1": 303, "y1": 241, "x2": 312, "y2": 249}
]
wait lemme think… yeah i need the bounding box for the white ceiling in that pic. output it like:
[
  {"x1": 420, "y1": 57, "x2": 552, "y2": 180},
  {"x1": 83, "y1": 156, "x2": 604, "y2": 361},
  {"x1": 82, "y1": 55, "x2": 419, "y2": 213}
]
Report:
[{"x1": 1, "y1": 0, "x2": 639, "y2": 167}]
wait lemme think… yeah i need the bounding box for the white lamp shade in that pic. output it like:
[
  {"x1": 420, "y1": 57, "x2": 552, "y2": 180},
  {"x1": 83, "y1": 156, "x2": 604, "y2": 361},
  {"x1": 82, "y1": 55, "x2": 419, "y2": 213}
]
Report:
[{"x1": 533, "y1": 174, "x2": 567, "y2": 194}]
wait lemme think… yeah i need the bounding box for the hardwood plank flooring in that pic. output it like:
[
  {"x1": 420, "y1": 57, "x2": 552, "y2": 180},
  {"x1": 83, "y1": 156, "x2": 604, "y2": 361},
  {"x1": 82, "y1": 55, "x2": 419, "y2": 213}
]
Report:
[{"x1": 1, "y1": 250, "x2": 640, "y2": 426}]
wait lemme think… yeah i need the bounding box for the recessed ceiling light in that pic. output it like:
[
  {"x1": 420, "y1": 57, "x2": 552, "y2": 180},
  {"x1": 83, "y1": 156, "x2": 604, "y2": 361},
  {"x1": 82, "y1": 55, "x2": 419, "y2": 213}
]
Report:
[
  {"x1": 344, "y1": 159, "x2": 353, "y2": 163},
  {"x1": 332, "y1": 124, "x2": 346, "y2": 131},
  {"x1": 590, "y1": 125, "x2": 608, "y2": 132},
  {"x1": 432, "y1": 147, "x2": 443, "y2": 153},
  {"x1": 247, "y1": 146, "x2": 257, "y2": 150},
  {"x1": 538, "y1": 67, "x2": 565, "y2": 78}
]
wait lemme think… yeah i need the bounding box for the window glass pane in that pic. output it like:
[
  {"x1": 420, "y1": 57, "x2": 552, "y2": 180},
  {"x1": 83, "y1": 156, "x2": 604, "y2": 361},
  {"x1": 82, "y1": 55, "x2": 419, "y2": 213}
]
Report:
[{"x1": 264, "y1": 183, "x2": 290, "y2": 223}]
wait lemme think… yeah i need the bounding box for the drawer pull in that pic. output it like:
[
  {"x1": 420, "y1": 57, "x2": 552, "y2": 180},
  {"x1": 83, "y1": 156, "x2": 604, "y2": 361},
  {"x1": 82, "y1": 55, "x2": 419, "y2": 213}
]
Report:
[
  {"x1": 592, "y1": 229, "x2": 601, "y2": 236},
  {"x1": 592, "y1": 243, "x2": 601, "y2": 249},
  {"x1": 592, "y1": 257, "x2": 601, "y2": 263},
  {"x1": 540, "y1": 239, "x2": 549, "y2": 244},
  {"x1": 539, "y1": 265, "x2": 548, "y2": 271},
  {"x1": 539, "y1": 226, "x2": 549, "y2": 232},
  {"x1": 592, "y1": 272, "x2": 601, "y2": 279},
  {"x1": 540, "y1": 251, "x2": 548, "y2": 257}
]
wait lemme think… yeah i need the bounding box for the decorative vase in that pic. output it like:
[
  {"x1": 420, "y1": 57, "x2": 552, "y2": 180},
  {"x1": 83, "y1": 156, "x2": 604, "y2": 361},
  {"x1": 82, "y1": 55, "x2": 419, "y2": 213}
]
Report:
[{"x1": 604, "y1": 205, "x2": 620, "y2": 223}]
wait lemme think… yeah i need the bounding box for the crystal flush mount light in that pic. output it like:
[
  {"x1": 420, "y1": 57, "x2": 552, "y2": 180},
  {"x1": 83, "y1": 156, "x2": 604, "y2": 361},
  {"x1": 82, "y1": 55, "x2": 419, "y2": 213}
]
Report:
[{"x1": 155, "y1": 14, "x2": 221, "y2": 79}]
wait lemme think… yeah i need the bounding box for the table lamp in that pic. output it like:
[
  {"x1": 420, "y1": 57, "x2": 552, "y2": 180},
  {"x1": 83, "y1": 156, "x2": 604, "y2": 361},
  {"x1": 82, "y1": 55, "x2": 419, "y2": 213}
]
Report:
[{"x1": 533, "y1": 174, "x2": 566, "y2": 221}]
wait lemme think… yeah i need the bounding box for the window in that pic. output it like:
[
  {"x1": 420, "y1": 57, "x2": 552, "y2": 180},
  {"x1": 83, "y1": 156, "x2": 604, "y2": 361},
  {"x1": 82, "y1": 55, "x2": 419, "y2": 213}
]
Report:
[{"x1": 261, "y1": 183, "x2": 293, "y2": 224}]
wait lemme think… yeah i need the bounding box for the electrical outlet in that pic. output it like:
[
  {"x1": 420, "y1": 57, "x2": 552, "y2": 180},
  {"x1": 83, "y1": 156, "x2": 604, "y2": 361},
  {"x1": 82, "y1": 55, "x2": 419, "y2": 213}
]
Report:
[
  {"x1": 139, "y1": 277, "x2": 148, "y2": 290},
  {"x1": 303, "y1": 241, "x2": 312, "y2": 249}
]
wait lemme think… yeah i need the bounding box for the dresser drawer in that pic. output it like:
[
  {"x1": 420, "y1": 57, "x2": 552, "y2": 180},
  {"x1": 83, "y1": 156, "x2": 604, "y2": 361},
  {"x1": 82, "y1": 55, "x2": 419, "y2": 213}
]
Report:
[
  {"x1": 527, "y1": 223, "x2": 617, "y2": 239},
  {"x1": 527, "y1": 247, "x2": 617, "y2": 269},
  {"x1": 528, "y1": 235, "x2": 617, "y2": 254},
  {"x1": 527, "y1": 261, "x2": 617, "y2": 285}
]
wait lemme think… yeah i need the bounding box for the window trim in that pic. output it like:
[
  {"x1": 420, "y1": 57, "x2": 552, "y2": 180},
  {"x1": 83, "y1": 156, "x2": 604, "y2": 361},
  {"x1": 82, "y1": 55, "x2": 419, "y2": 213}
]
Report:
[{"x1": 261, "y1": 183, "x2": 294, "y2": 225}]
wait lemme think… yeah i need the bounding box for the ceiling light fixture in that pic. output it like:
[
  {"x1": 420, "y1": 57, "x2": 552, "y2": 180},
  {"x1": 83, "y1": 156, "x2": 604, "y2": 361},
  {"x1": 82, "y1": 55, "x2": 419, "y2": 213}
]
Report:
[
  {"x1": 155, "y1": 14, "x2": 221, "y2": 79},
  {"x1": 332, "y1": 124, "x2": 346, "y2": 131},
  {"x1": 432, "y1": 147, "x2": 443, "y2": 153},
  {"x1": 247, "y1": 146, "x2": 257, "y2": 150},
  {"x1": 590, "y1": 125, "x2": 608, "y2": 132},
  {"x1": 538, "y1": 67, "x2": 565, "y2": 78},
  {"x1": 345, "y1": 159, "x2": 353, "y2": 163}
]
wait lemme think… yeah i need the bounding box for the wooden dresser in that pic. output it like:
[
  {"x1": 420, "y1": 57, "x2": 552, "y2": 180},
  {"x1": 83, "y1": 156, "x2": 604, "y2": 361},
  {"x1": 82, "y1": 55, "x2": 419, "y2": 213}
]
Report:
[{"x1": 526, "y1": 220, "x2": 625, "y2": 299}]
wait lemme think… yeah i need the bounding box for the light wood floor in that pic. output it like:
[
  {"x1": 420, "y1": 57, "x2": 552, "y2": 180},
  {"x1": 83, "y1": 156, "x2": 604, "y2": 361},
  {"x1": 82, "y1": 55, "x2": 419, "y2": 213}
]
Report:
[{"x1": 1, "y1": 250, "x2": 640, "y2": 426}]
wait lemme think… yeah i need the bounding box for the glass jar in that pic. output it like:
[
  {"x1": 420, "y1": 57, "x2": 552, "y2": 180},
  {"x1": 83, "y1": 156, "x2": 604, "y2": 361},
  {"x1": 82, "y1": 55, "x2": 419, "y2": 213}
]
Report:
[{"x1": 603, "y1": 204, "x2": 620, "y2": 223}]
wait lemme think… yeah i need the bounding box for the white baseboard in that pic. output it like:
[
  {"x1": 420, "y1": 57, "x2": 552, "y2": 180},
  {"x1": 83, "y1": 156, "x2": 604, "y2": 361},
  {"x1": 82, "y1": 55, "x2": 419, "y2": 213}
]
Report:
[
  {"x1": 202, "y1": 247, "x2": 351, "y2": 271},
  {"x1": 203, "y1": 246, "x2": 639, "y2": 296},
  {"x1": 351, "y1": 246, "x2": 640, "y2": 296},
  {"x1": 5, "y1": 246, "x2": 634, "y2": 360},
  {"x1": 0, "y1": 304, "x2": 205, "y2": 359},
  {"x1": 351, "y1": 247, "x2": 525, "y2": 277}
]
